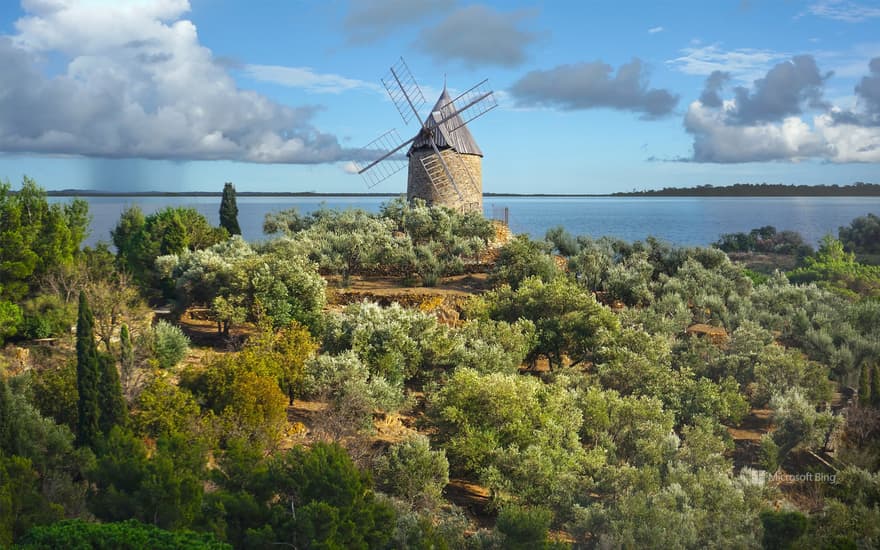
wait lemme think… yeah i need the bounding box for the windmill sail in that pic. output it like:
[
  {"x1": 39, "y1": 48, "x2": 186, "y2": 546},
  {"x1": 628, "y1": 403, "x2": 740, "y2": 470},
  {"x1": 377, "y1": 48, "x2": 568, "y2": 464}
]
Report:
[
  {"x1": 435, "y1": 79, "x2": 497, "y2": 133},
  {"x1": 381, "y1": 57, "x2": 425, "y2": 125},
  {"x1": 352, "y1": 129, "x2": 411, "y2": 188}
]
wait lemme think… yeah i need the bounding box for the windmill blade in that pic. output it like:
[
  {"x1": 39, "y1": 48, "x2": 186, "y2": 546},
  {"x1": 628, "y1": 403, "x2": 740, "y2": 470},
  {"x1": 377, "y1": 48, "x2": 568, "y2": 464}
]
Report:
[
  {"x1": 381, "y1": 57, "x2": 426, "y2": 126},
  {"x1": 442, "y1": 147, "x2": 480, "y2": 199},
  {"x1": 419, "y1": 141, "x2": 465, "y2": 201},
  {"x1": 352, "y1": 129, "x2": 414, "y2": 188},
  {"x1": 434, "y1": 79, "x2": 498, "y2": 133}
]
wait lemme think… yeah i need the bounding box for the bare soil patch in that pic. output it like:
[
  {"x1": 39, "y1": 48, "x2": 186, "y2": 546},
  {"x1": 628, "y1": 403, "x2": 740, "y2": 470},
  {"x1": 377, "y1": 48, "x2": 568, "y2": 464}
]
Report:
[
  {"x1": 729, "y1": 408, "x2": 773, "y2": 471},
  {"x1": 445, "y1": 478, "x2": 494, "y2": 529}
]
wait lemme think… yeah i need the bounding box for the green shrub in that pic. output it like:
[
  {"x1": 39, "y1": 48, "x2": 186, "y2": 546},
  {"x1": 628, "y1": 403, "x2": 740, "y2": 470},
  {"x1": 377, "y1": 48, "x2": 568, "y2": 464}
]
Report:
[
  {"x1": 375, "y1": 434, "x2": 449, "y2": 508},
  {"x1": 491, "y1": 235, "x2": 558, "y2": 289},
  {"x1": 495, "y1": 505, "x2": 556, "y2": 550},
  {"x1": 839, "y1": 213, "x2": 880, "y2": 255},
  {"x1": 151, "y1": 321, "x2": 190, "y2": 370},
  {"x1": 19, "y1": 295, "x2": 75, "y2": 340},
  {"x1": 760, "y1": 510, "x2": 808, "y2": 550},
  {"x1": 0, "y1": 300, "x2": 23, "y2": 343},
  {"x1": 759, "y1": 434, "x2": 780, "y2": 473},
  {"x1": 17, "y1": 519, "x2": 230, "y2": 549}
]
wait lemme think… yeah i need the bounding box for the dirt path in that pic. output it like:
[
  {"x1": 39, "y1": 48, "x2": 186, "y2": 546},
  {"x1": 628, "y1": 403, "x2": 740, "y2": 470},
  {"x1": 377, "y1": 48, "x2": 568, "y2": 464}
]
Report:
[{"x1": 729, "y1": 408, "x2": 773, "y2": 471}]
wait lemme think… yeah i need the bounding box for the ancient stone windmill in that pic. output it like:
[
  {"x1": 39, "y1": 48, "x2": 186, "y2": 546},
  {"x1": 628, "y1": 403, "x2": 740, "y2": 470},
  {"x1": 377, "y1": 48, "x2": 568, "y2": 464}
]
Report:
[{"x1": 353, "y1": 58, "x2": 497, "y2": 214}]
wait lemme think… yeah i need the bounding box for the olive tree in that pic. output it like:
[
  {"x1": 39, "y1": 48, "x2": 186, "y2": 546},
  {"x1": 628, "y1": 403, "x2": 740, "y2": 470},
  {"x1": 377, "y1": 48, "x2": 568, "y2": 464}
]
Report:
[{"x1": 158, "y1": 236, "x2": 326, "y2": 334}]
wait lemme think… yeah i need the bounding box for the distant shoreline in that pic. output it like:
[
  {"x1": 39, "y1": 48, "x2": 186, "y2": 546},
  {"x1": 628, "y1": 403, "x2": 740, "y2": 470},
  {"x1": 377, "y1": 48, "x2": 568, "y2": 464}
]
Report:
[
  {"x1": 33, "y1": 182, "x2": 880, "y2": 198},
  {"x1": 41, "y1": 190, "x2": 610, "y2": 198},
  {"x1": 612, "y1": 182, "x2": 879, "y2": 197}
]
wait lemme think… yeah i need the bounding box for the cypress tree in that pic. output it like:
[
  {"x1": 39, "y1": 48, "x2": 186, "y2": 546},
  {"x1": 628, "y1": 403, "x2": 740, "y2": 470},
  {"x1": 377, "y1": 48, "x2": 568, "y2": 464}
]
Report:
[
  {"x1": 97, "y1": 353, "x2": 127, "y2": 434},
  {"x1": 859, "y1": 364, "x2": 872, "y2": 405},
  {"x1": 76, "y1": 291, "x2": 100, "y2": 447},
  {"x1": 119, "y1": 323, "x2": 133, "y2": 391},
  {"x1": 0, "y1": 376, "x2": 12, "y2": 453},
  {"x1": 872, "y1": 364, "x2": 880, "y2": 407},
  {"x1": 219, "y1": 182, "x2": 241, "y2": 235}
]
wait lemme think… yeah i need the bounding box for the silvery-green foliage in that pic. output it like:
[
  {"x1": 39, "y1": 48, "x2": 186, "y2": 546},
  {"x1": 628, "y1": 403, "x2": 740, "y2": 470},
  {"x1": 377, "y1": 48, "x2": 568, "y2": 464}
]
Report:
[
  {"x1": 753, "y1": 346, "x2": 833, "y2": 406},
  {"x1": 151, "y1": 320, "x2": 190, "y2": 370},
  {"x1": 385, "y1": 500, "x2": 470, "y2": 550},
  {"x1": 604, "y1": 250, "x2": 655, "y2": 306},
  {"x1": 573, "y1": 385, "x2": 676, "y2": 468},
  {"x1": 448, "y1": 318, "x2": 536, "y2": 375},
  {"x1": 323, "y1": 302, "x2": 451, "y2": 386},
  {"x1": 574, "y1": 462, "x2": 765, "y2": 549},
  {"x1": 302, "y1": 351, "x2": 404, "y2": 413},
  {"x1": 769, "y1": 388, "x2": 841, "y2": 458},
  {"x1": 158, "y1": 236, "x2": 325, "y2": 331},
  {"x1": 627, "y1": 291, "x2": 692, "y2": 336},
  {"x1": 375, "y1": 434, "x2": 449, "y2": 508},
  {"x1": 380, "y1": 197, "x2": 493, "y2": 245},
  {"x1": 657, "y1": 256, "x2": 752, "y2": 328},
  {"x1": 428, "y1": 368, "x2": 589, "y2": 514},
  {"x1": 569, "y1": 237, "x2": 614, "y2": 290}
]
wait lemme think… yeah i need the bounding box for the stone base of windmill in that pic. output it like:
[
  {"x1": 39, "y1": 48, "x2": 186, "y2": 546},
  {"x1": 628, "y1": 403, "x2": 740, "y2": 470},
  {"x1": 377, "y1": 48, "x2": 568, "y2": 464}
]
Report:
[{"x1": 407, "y1": 149, "x2": 483, "y2": 214}]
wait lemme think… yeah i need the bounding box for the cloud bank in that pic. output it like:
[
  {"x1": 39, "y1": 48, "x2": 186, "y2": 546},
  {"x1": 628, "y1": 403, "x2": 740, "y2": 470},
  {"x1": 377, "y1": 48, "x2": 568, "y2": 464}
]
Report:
[
  {"x1": 418, "y1": 5, "x2": 539, "y2": 68},
  {"x1": 0, "y1": 0, "x2": 359, "y2": 163},
  {"x1": 509, "y1": 58, "x2": 679, "y2": 119},
  {"x1": 684, "y1": 55, "x2": 880, "y2": 163},
  {"x1": 343, "y1": 0, "x2": 446, "y2": 44}
]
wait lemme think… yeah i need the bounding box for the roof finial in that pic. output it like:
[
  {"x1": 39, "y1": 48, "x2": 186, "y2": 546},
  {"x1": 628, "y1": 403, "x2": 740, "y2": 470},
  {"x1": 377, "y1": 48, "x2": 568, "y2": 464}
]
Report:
[{"x1": 443, "y1": 73, "x2": 447, "y2": 91}]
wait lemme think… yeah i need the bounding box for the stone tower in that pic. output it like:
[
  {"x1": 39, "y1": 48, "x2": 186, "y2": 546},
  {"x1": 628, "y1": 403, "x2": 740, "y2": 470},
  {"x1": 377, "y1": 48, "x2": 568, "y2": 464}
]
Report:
[{"x1": 407, "y1": 87, "x2": 483, "y2": 214}]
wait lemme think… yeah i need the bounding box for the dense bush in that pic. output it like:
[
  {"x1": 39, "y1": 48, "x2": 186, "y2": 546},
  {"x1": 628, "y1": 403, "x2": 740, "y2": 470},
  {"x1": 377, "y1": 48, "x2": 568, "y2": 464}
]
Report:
[
  {"x1": 112, "y1": 206, "x2": 227, "y2": 294},
  {"x1": 322, "y1": 301, "x2": 452, "y2": 386},
  {"x1": 158, "y1": 236, "x2": 326, "y2": 334},
  {"x1": 714, "y1": 225, "x2": 813, "y2": 256},
  {"x1": 17, "y1": 519, "x2": 230, "y2": 550},
  {"x1": 204, "y1": 442, "x2": 395, "y2": 549},
  {"x1": 839, "y1": 213, "x2": 880, "y2": 255},
  {"x1": 788, "y1": 235, "x2": 880, "y2": 298},
  {"x1": 131, "y1": 373, "x2": 201, "y2": 439},
  {"x1": 150, "y1": 321, "x2": 190, "y2": 370},
  {"x1": 301, "y1": 351, "x2": 405, "y2": 432},
  {"x1": 375, "y1": 434, "x2": 449, "y2": 508},
  {"x1": 475, "y1": 276, "x2": 620, "y2": 368},
  {"x1": 180, "y1": 353, "x2": 289, "y2": 450},
  {"x1": 0, "y1": 177, "x2": 89, "y2": 302},
  {"x1": 490, "y1": 234, "x2": 559, "y2": 289},
  {"x1": 88, "y1": 427, "x2": 208, "y2": 530},
  {"x1": 428, "y1": 368, "x2": 590, "y2": 513},
  {"x1": 765, "y1": 389, "x2": 839, "y2": 462}
]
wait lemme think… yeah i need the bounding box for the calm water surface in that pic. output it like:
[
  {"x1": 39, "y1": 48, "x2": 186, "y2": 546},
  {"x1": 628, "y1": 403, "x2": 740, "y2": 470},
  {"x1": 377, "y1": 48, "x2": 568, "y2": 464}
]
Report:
[{"x1": 50, "y1": 195, "x2": 880, "y2": 248}]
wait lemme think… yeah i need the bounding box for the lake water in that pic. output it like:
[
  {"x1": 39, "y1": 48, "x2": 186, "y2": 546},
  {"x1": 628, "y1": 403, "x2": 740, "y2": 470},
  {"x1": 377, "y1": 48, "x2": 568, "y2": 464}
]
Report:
[{"x1": 50, "y1": 195, "x2": 880, "y2": 248}]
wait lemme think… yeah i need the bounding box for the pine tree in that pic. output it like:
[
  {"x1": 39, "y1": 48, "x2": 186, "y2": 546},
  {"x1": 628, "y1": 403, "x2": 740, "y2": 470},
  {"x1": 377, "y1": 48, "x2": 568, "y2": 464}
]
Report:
[
  {"x1": 76, "y1": 291, "x2": 100, "y2": 447},
  {"x1": 872, "y1": 364, "x2": 880, "y2": 407},
  {"x1": 219, "y1": 182, "x2": 241, "y2": 235},
  {"x1": 859, "y1": 364, "x2": 872, "y2": 405}
]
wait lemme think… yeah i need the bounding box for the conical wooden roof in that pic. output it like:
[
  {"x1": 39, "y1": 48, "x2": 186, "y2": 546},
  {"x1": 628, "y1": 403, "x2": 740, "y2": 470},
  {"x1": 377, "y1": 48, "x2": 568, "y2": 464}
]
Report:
[{"x1": 409, "y1": 87, "x2": 483, "y2": 157}]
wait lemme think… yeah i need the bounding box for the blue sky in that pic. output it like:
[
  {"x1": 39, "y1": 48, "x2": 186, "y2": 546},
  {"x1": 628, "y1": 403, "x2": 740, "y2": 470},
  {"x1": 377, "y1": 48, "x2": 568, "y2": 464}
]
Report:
[{"x1": 0, "y1": 0, "x2": 879, "y2": 194}]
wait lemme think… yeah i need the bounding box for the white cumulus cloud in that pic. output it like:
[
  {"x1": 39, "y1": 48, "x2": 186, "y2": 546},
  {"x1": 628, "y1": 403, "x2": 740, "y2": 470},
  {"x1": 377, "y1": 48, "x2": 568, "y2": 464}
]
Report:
[
  {"x1": 683, "y1": 57, "x2": 880, "y2": 164},
  {"x1": 0, "y1": 0, "x2": 360, "y2": 164}
]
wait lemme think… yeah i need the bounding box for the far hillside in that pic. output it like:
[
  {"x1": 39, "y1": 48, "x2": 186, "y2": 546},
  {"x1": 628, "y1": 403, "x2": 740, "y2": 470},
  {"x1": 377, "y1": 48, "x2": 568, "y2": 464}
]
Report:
[{"x1": 614, "y1": 181, "x2": 880, "y2": 196}]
